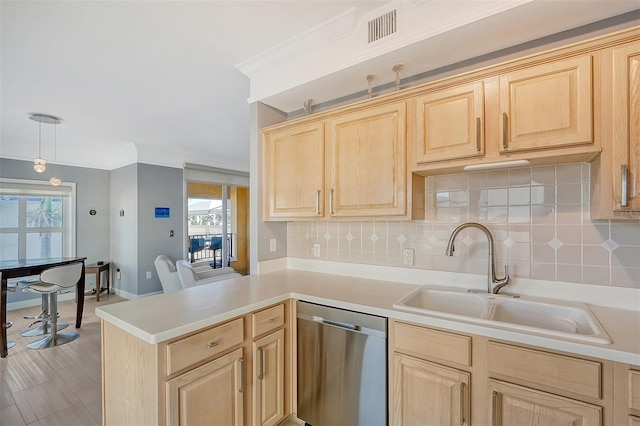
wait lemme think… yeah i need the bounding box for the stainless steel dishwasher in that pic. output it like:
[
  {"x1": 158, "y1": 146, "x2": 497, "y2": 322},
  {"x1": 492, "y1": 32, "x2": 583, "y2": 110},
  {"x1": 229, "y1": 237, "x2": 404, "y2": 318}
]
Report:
[{"x1": 296, "y1": 300, "x2": 387, "y2": 426}]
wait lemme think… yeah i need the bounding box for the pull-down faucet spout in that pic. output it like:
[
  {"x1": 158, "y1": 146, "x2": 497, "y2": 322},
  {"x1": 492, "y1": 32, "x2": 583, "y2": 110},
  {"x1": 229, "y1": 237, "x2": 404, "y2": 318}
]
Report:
[{"x1": 445, "y1": 222, "x2": 509, "y2": 294}]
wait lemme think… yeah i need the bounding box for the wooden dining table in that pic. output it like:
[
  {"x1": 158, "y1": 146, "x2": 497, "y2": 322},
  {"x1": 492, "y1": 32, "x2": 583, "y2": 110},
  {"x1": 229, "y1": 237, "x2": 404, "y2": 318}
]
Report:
[{"x1": 0, "y1": 257, "x2": 87, "y2": 358}]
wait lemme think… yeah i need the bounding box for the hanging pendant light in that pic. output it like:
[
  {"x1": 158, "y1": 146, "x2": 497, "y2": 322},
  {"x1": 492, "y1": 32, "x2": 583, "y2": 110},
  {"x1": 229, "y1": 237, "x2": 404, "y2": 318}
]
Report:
[
  {"x1": 29, "y1": 113, "x2": 60, "y2": 174},
  {"x1": 49, "y1": 120, "x2": 61, "y2": 186}
]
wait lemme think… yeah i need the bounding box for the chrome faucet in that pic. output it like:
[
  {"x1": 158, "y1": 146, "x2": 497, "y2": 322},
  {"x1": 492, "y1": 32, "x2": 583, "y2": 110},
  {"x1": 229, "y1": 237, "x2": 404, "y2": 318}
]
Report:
[{"x1": 445, "y1": 222, "x2": 509, "y2": 294}]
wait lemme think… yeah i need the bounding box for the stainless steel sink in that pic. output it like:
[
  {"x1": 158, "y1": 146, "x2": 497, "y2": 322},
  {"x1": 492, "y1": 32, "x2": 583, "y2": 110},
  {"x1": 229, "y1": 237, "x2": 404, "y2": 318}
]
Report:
[{"x1": 393, "y1": 287, "x2": 612, "y2": 344}]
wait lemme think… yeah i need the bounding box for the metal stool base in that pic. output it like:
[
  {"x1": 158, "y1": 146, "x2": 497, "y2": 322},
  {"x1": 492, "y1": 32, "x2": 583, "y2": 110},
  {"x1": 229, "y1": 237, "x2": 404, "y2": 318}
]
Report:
[
  {"x1": 27, "y1": 331, "x2": 80, "y2": 350},
  {"x1": 20, "y1": 322, "x2": 69, "y2": 337}
]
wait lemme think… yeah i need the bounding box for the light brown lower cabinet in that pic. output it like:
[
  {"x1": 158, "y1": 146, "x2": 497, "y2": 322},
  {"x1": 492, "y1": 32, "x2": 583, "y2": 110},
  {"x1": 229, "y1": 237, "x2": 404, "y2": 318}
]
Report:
[
  {"x1": 389, "y1": 319, "x2": 636, "y2": 426},
  {"x1": 253, "y1": 328, "x2": 286, "y2": 426},
  {"x1": 166, "y1": 348, "x2": 245, "y2": 426},
  {"x1": 393, "y1": 353, "x2": 470, "y2": 426},
  {"x1": 101, "y1": 301, "x2": 292, "y2": 426},
  {"x1": 614, "y1": 364, "x2": 640, "y2": 426},
  {"x1": 488, "y1": 379, "x2": 602, "y2": 426}
]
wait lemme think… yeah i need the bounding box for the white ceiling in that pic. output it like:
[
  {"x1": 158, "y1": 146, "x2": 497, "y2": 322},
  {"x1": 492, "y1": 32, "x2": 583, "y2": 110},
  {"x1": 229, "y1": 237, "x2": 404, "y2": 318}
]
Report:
[{"x1": 1, "y1": 1, "x2": 638, "y2": 172}]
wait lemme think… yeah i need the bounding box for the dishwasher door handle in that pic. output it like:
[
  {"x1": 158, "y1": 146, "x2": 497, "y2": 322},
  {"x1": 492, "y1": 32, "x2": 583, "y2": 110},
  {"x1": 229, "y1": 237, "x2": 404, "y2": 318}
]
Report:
[
  {"x1": 320, "y1": 318, "x2": 360, "y2": 331},
  {"x1": 298, "y1": 313, "x2": 359, "y2": 331},
  {"x1": 297, "y1": 312, "x2": 387, "y2": 338}
]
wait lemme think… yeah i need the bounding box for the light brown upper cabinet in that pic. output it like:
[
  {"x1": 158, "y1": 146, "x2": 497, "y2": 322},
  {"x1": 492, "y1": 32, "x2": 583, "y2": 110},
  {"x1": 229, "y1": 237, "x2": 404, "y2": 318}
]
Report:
[
  {"x1": 611, "y1": 42, "x2": 640, "y2": 212},
  {"x1": 325, "y1": 101, "x2": 407, "y2": 218},
  {"x1": 591, "y1": 38, "x2": 640, "y2": 220},
  {"x1": 414, "y1": 81, "x2": 485, "y2": 163},
  {"x1": 499, "y1": 55, "x2": 593, "y2": 153},
  {"x1": 263, "y1": 101, "x2": 407, "y2": 220},
  {"x1": 263, "y1": 122, "x2": 324, "y2": 219},
  {"x1": 411, "y1": 54, "x2": 598, "y2": 174}
]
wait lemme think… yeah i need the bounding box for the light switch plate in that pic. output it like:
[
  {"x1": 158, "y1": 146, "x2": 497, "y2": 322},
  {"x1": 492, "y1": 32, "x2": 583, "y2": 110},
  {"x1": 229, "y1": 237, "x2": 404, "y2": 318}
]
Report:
[
  {"x1": 146, "y1": 271, "x2": 152, "y2": 279},
  {"x1": 313, "y1": 244, "x2": 321, "y2": 257},
  {"x1": 270, "y1": 238, "x2": 277, "y2": 252}
]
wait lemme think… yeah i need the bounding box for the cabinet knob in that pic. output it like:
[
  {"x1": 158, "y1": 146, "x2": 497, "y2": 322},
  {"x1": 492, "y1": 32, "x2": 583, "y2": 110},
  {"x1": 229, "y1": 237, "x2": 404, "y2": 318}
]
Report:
[{"x1": 207, "y1": 341, "x2": 220, "y2": 349}]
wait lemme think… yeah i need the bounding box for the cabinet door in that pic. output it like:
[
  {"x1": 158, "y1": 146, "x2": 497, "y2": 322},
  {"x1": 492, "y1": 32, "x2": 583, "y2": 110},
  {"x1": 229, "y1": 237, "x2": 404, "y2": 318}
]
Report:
[
  {"x1": 393, "y1": 354, "x2": 470, "y2": 426},
  {"x1": 499, "y1": 55, "x2": 592, "y2": 152},
  {"x1": 326, "y1": 101, "x2": 407, "y2": 217},
  {"x1": 167, "y1": 348, "x2": 244, "y2": 426},
  {"x1": 415, "y1": 81, "x2": 484, "y2": 163},
  {"x1": 489, "y1": 379, "x2": 601, "y2": 426},
  {"x1": 263, "y1": 122, "x2": 324, "y2": 219},
  {"x1": 612, "y1": 43, "x2": 640, "y2": 212},
  {"x1": 254, "y1": 328, "x2": 286, "y2": 426}
]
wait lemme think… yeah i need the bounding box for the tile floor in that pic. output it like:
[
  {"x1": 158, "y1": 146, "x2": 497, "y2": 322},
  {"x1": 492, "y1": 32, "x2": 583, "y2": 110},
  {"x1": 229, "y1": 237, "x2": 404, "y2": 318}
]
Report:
[{"x1": 1, "y1": 293, "x2": 125, "y2": 426}]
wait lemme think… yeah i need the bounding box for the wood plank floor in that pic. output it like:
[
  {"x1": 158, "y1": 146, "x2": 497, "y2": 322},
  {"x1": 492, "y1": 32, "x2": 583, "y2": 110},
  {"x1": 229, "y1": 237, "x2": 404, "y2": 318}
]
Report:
[{"x1": 1, "y1": 293, "x2": 126, "y2": 426}]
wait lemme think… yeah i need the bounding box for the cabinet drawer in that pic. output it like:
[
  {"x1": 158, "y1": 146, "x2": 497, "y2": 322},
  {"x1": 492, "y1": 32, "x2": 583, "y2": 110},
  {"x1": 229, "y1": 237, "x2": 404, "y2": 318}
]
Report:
[
  {"x1": 630, "y1": 370, "x2": 640, "y2": 411},
  {"x1": 252, "y1": 304, "x2": 285, "y2": 338},
  {"x1": 393, "y1": 322, "x2": 471, "y2": 367},
  {"x1": 166, "y1": 318, "x2": 244, "y2": 375},
  {"x1": 487, "y1": 341, "x2": 602, "y2": 399}
]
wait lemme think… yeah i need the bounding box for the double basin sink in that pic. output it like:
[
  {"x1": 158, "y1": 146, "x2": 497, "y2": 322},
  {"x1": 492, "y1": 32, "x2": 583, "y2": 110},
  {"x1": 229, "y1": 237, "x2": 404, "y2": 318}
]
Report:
[{"x1": 393, "y1": 286, "x2": 612, "y2": 344}]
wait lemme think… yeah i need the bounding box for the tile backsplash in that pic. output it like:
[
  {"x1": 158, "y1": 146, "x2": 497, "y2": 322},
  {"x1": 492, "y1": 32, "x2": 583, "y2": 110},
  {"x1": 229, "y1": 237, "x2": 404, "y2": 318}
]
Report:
[{"x1": 287, "y1": 163, "x2": 640, "y2": 289}]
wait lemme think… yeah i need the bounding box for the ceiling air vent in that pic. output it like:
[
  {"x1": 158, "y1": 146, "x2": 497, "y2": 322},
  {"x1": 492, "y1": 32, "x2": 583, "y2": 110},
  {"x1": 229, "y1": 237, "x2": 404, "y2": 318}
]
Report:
[{"x1": 368, "y1": 9, "x2": 397, "y2": 43}]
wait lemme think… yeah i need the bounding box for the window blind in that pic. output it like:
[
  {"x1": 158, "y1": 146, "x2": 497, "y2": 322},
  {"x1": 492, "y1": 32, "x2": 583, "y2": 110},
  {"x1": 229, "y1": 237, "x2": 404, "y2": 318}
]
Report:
[
  {"x1": 0, "y1": 179, "x2": 73, "y2": 197},
  {"x1": 183, "y1": 163, "x2": 249, "y2": 187}
]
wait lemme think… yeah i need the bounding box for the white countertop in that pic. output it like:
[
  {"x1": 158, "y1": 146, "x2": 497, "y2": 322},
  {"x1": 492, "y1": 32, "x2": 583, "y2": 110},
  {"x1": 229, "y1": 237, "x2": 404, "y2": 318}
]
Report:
[{"x1": 96, "y1": 267, "x2": 640, "y2": 365}]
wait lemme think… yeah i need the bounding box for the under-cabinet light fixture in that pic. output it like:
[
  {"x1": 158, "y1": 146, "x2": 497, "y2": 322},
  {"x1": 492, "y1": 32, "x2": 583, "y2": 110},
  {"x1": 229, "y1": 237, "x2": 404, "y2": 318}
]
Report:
[{"x1": 463, "y1": 160, "x2": 531, "y2": 171}]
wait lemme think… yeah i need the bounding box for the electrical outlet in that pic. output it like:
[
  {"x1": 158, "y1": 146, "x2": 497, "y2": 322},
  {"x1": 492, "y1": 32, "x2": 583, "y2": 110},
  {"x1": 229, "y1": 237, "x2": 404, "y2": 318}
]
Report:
[
  {"x1": 146, "y1": 271, "x2": 152, "y2": 279},
  {"x1": 270, "y1": 238, "x2": 277, "y2": 252},
  {"x1": 313, "y1": 244, "x2": 321, "y2": 257},
  {"x1": 403, "y1": 248, "x2": 414, "y2": 265}
]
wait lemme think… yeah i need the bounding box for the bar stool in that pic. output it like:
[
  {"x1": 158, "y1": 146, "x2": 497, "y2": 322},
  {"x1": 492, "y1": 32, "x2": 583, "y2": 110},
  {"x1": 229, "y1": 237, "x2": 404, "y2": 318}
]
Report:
[
  {"x1": 18, "y1": 278, "x2": 69, "y2": 337},
  {"x1": 18, "y1": 262, "x2": 82, "y2": 349}
]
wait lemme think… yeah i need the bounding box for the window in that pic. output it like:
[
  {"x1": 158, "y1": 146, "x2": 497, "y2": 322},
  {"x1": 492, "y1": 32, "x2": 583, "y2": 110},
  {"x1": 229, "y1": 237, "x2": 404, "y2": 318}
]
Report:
[{"x1": 0, "y1": 178, "x2": 76, "y2": 261}]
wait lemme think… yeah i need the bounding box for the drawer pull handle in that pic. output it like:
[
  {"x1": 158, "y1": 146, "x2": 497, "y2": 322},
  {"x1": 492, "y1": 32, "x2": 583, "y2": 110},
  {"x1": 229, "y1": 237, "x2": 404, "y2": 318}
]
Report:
[
  {"x1": 476, "y1": 117, "x2": 482, "y2": 152},
  {"x1": 460, "y1": 382, "x2": 466, "y2": 425},
  {"x1": 502, "y1": 112, "x2": 508, "y2": 150},
  {"x1": 207, "y1": 341, "x2": 220, "y2": 349},
  {"x1": 238, "y1": 358, "x2": 245, "y2": 394},
  {"x1": 622, "y1": 164, "x2": 629, "y2": 207},
  {"x1": 268, "y1": 318, "x2": 278, "y2": 323},
  {"x1": 257, "y1": 347, "x2": 264, "y2": 380}
]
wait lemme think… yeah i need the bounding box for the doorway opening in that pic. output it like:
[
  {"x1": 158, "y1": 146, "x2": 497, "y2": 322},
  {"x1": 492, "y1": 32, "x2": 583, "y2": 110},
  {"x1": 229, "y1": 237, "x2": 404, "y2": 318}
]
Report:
[{"x1": 186, "y1": 182, "x2": 249, "y2": 275}]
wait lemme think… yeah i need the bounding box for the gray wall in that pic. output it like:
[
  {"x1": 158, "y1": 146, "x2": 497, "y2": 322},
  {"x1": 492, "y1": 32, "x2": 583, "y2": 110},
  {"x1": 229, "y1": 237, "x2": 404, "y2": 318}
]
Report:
[
  {"x1": 1, "y1": 158, "x2": 110, "y2": 302},
  {"x1": 109, "y1": 162, "x2": 183, "y2": 296},
  {"x1": 249, "y1": 102, "x2": 288, "y2": 272},
  {"x1": 136, "y1": 163, "x2": 184, "y2": 294},
  {"x1": 110, "y1": 163, "x2": 138, "y2": 296}
]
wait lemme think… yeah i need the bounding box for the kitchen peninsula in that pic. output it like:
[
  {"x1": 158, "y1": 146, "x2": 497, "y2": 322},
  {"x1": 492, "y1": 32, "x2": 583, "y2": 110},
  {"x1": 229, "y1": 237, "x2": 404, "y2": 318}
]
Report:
[{"x1": 97, "y1": 265, "x2": 640, "y2": 425}]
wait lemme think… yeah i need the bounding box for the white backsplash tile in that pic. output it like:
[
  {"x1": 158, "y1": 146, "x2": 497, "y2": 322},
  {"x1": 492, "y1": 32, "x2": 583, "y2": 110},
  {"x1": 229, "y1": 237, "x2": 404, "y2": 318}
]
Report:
[{"x1": 288, "y1": 163, "x2": 640, "y2": 289}]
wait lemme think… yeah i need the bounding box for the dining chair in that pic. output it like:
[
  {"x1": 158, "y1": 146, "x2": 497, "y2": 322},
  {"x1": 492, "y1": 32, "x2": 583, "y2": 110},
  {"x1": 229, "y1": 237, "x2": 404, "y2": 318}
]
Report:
[{"x1": 18, "y1": 262, "x2": 82, "y2": 349}]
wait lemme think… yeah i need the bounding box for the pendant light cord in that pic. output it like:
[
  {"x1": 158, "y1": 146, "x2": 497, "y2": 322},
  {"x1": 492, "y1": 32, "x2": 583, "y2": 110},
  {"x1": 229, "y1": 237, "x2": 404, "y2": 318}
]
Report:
[{"x1": 38, "y1": 119, "x2": 42, "y2": 157}]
